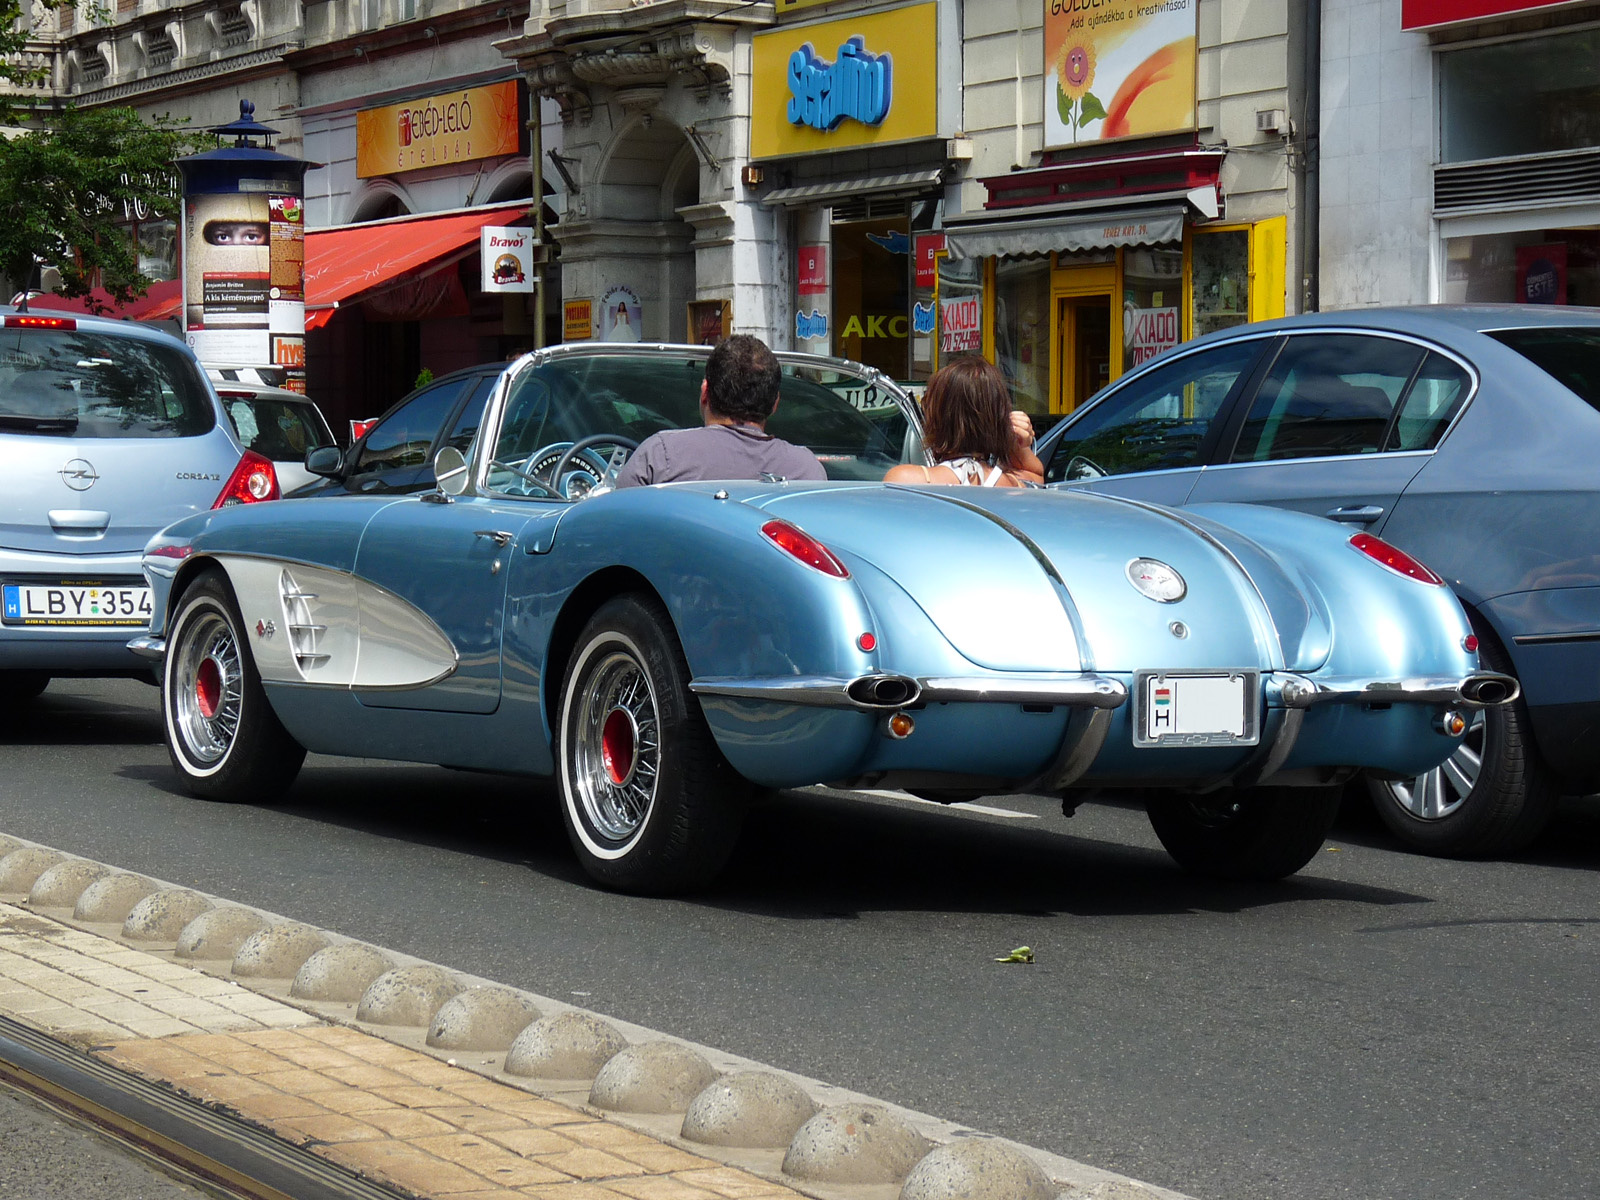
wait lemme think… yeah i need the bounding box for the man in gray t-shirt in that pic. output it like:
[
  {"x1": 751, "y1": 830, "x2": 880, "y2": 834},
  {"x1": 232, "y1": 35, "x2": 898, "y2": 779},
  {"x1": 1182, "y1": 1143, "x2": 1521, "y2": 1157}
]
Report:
[{"x1": 615, "y1": 335, "x2": 827, "y2": 488}]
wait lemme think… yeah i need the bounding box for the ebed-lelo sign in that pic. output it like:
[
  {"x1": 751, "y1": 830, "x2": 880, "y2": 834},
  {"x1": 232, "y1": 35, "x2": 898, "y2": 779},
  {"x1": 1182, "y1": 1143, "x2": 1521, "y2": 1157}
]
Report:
[
  {"x1": 751, "y1": 3, "x2": 936, "y2": 160},
  {"x1": 356, "y1": 80, "x2": 523, "y2": 178}
]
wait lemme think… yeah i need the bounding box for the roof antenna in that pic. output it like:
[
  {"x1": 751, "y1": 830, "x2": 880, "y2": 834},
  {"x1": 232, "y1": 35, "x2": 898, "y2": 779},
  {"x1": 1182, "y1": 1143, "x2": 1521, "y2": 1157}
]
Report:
[{"x1": 17, "y1": 258, "x2": 37, "y2": 313}]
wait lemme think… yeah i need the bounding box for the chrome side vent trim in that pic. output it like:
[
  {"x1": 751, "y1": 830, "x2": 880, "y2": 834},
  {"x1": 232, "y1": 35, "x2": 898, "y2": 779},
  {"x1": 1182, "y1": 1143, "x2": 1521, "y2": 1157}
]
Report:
[{"x1": 279, "y1": 571, "x2": 330, "y2": 673}]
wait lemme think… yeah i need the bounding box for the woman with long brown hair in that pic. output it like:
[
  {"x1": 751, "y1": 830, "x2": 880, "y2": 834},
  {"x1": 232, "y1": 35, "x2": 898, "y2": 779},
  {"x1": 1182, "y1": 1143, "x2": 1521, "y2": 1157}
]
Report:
[{"x1": 885, "y1": 356, "x2": 1044, "y2": 486}]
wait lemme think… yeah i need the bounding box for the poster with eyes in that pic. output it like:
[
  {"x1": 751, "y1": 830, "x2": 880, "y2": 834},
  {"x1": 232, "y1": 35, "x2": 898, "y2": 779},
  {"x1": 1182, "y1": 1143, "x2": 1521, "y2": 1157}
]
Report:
[{"x1": 183, "y1": 190, "x2": 306, "y2": 388}]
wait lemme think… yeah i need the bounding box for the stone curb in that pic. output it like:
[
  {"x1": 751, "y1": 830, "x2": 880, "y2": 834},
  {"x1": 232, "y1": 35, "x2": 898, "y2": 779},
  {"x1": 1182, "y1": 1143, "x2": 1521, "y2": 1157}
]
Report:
[{"x1": 0, "y1": 836, "x2": 1190, "y2": 1200}]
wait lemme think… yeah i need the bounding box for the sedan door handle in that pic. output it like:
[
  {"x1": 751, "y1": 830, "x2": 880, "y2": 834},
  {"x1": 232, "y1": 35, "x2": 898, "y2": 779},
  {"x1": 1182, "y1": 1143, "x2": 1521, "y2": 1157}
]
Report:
[
  {"x1": 1325, "y1": 505, "x2": 1385, "y2": 523},
  {"x1": 474, "y1": 529, "x2": 514, "y2": 547}
]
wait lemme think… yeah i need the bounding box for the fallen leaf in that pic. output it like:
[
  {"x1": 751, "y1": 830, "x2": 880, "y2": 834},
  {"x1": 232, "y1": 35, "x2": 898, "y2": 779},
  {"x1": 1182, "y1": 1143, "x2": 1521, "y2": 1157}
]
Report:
[{"x1": 995, "y1": 946, "x2": 1034, "y2": 964}]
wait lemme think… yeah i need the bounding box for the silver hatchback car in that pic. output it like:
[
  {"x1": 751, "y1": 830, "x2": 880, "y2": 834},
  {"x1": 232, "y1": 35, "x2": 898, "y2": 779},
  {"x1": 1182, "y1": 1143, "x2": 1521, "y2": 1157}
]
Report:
[{"x1": 0, "y1": 308, "x2": 280, "y2": 705}]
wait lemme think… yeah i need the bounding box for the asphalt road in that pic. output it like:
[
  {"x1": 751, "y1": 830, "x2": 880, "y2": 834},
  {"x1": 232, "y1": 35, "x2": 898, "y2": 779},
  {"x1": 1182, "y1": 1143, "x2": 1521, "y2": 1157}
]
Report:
[{"x1": 4, "y1": 677, "x2": 1598, "y2": 1200}]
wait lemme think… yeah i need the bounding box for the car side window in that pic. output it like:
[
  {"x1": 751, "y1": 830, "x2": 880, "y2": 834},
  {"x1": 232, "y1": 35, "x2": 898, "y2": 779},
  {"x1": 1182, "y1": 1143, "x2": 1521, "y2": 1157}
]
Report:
[
  {"x1": 442, "y1": 374, "x2": 498, "y2": 454},
  {"x1": 1230, "y1": 335, "x2": 1426, "y2": 463},
  {"x1": 1045, "y1": 340, "x2": 1264, "y2": 482},
  {"x1": 353, "y1": 381, "x2": 465, "y2": 474},
  {"x1": 1386, "y1": 352, "x2": 1471, "y2": 451}
]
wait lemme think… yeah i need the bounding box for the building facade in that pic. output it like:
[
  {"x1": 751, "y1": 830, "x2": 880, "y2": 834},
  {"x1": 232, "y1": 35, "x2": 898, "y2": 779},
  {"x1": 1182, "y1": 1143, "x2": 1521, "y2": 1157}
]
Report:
[
  {"x1": 505, "y1": 0, "x2": 1313, "y2": 431},
  {"x1": 1321, "y1": 0, "x2": 1600, "y2": 310}
]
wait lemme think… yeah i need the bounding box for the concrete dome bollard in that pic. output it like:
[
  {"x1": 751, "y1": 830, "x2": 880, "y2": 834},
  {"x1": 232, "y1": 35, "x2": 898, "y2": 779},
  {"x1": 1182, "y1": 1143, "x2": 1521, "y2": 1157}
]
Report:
[
  {"x1": 356, "y1": 966, "x2": 464, "y2": 1027},
  {"x1": 231, "y1": 924, "x2": 331, "y2": 979},
  {"x1": 123, "y1": 889, "x2": 215, "y2": 942},
  {"x1": 589, "y1": 1041, "x2": 720, "y2": 1114},
  {"x1": 29, "y1": 860, "x2": 109, "y2": 909},
  {"x1": 783, "y1": 1103, "x2": 933, "y2": 1185},
  {"x1": 505, "y1": 1011, "x2": 628, "y2": 1080},
  {"x1": 74, "y1": 873, "x2": 159, "y2": 923},
  {"x1": 426, "y1": 986, "x2": 542, "y2": 1051},
  {"x1": 682, "y1": 1070, "x2": 819, "y2": 1149},
  {"x1": 899, "y1": 1139, "x2": 1057, "y2": 1200},
  {"x1": 0, "y1": 847, "x2": 67, "y2": 897},
  {"x1": 176, "y1": 907, "x2": 272, "y2": 962},
  {"x1": 291, "y1": 944, "x2": 394, "y2": 1002}
]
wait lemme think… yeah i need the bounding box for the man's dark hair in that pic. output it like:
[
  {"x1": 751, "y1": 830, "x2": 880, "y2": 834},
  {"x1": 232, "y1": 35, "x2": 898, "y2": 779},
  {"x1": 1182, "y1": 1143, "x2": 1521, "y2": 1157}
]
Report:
[{"x1": 704, "y1": 334, "x2": 781, "y2": 423}]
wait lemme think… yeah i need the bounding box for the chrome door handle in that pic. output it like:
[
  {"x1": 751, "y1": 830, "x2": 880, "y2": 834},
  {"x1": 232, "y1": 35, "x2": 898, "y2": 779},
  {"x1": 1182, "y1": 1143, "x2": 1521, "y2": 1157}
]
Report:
[
  {"x1": 1325, "y1": 505, "x2": 1384, "y2": 523},
  {"x1": 474, "y1": 529, "x2": 514, "y2": 547}
]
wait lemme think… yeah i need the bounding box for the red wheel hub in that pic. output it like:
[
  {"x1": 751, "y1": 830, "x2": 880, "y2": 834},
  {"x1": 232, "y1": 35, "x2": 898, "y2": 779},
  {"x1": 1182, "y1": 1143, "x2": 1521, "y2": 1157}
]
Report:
[
  {"x1": 195, "y1": 658, "x2": 222, "y2": 720},
  {"x1": 601, "y1": 708, "x2": 635, "y2": 785}
]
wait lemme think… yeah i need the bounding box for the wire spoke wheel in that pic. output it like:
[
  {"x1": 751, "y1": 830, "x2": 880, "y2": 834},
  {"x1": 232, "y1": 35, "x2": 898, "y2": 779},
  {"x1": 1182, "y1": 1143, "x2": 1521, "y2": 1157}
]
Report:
[
  {"x1": 171, "y1": 611, "x2": 245, "y2": 766},
  {"x1": 558, "y1": 595, "x2": 749, "y2": 893},
  {"x1": 572, "y1": 651, "x2": 661, "y2": 844},
  {"x1": 161, "y1": 571, "x2": 304, "y2": 803}
]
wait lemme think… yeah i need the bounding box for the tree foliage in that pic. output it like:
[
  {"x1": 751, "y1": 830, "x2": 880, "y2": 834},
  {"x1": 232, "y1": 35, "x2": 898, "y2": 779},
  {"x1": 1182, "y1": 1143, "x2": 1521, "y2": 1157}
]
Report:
[{"x1": 0, "y1": 104, "x2": 205, "y2": 306}]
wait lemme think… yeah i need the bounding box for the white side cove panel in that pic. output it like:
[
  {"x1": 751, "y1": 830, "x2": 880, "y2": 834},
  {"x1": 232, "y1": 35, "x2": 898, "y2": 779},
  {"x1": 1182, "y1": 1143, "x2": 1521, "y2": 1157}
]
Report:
[{"x1": 215, "y1": 556, "x2": 457, "y2": 690}]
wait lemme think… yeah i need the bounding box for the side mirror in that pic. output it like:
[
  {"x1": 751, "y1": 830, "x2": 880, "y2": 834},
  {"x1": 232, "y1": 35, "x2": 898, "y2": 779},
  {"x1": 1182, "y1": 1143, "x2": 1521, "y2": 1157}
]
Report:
[
  {"x1": 305, "y1": 446, "x2": 344, "y2": 478},
  {"x1": 434, "y1": 445, "x2": 471, "y2": 496}
]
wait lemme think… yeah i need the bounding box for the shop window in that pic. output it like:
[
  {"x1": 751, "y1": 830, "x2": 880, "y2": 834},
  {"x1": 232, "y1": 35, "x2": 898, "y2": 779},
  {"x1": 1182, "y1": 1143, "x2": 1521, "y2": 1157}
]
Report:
[
  {"x1": 1441, "y1": 28, "x2": 1600, "y2": 163},
  {"x1": 832, "y1": 216, "x2": 910, "y2": 379},
  {"x1": 1044, "y1": 339, "x2": 1265, "y2": 483},
  {"x1": 1231, "y1": 335, "x2": 1426, "y2": 464},
  {"x1": 991, "y1": 259, "x2": 1051, "y2": 421},
  {"x1": 1443, "y1": 228, "x2": 1600, "y2": 306},
  {"x1": 1190, "y1": 229, "x2": 1249, "y2": 339},
  {"x1": 1123, "y1": 246, "x2": 1184, "y2": 368}
]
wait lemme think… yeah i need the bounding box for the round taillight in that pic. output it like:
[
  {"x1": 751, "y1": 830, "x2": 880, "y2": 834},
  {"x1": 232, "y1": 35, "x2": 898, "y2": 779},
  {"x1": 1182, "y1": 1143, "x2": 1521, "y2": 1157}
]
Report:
[
  {"x1": 1463, "y1": 634, "x2": 1479, "y2": 653},
  {"x1": 858, "y1": 632, "x2": 877, "y2": 652},
  {"x1": 1349, "y1": 532, "x2": 1444, "y2": 586}
]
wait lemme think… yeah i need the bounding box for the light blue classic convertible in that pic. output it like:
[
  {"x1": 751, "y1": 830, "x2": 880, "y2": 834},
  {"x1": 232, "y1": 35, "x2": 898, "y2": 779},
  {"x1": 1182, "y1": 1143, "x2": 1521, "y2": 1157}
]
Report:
[{"x1": 135, "y1": 345, "x2": 1515, "y2": 892}]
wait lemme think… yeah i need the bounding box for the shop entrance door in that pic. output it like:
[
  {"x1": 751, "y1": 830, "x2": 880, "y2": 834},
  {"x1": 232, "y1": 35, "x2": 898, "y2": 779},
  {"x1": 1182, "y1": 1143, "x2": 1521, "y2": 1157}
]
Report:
[{"x1": 1055, "y1": 293, "x2": 1113, "y2": 413}]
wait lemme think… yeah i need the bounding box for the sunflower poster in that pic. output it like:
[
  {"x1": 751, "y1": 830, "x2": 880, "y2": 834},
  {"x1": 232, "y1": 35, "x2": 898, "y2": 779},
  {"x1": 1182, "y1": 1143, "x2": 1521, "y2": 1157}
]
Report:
[{"x1": 1044, "y1": 0, "x2": 1197, "y2": 149}]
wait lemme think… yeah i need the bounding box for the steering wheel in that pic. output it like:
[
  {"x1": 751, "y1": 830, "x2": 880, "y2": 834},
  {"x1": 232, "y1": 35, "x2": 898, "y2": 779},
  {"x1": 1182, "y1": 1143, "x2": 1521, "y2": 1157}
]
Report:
[
  {"x1": 1064, "y1": 454, "x2": 1108, "y2": 482},
  {"x1": 547, "y1": 434, "x2": 640, "y2": 499}
]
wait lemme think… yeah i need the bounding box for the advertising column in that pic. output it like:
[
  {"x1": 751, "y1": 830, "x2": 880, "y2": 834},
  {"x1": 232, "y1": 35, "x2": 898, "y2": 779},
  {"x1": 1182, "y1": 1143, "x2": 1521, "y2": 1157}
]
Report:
[{"x1": 178, "y1": 102, "x2": 315, "y2": 390}]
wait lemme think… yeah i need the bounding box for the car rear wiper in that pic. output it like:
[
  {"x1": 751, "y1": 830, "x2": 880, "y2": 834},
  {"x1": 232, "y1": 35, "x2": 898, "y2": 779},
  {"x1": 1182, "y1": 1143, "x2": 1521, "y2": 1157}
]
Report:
[{"x1": 0, "y1": 413, "x2": 79, "y2": 433}]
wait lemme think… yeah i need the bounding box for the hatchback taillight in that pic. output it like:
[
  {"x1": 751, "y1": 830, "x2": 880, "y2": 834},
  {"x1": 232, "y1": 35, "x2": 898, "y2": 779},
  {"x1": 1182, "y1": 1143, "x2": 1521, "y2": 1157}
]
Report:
[
  {"x1": 213, "y1": 450, "x2": 280, "y2": 508},
  {"x1": 1350, "y1": 532, "x2": 1443, "y2": 585}
]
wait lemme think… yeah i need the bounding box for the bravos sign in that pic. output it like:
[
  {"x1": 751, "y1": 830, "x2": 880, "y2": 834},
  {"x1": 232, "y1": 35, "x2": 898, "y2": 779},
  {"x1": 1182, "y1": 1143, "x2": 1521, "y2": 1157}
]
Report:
[{"x1": 481, "y1": 226, "x2": 535, "y2": 293}]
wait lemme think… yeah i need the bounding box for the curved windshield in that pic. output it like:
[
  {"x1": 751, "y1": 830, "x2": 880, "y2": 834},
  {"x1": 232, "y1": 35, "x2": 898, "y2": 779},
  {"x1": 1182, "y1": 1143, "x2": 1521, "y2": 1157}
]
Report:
[{"x1": 488, "y1": 351, "x2": 916, "y2": 490}]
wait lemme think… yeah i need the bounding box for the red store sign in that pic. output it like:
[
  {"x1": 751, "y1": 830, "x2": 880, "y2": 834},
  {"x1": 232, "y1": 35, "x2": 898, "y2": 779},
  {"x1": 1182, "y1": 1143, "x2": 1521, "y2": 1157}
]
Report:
[{"x1": 1401, "y1": 0, "x2": 1581, "y2": 29}]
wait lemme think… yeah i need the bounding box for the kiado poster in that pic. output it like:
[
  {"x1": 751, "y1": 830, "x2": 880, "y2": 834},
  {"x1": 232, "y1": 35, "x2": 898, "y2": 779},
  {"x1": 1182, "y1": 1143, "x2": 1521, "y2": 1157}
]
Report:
[{"x1": 1044, "y1": 0, "x2": 1197, "y2": 149}]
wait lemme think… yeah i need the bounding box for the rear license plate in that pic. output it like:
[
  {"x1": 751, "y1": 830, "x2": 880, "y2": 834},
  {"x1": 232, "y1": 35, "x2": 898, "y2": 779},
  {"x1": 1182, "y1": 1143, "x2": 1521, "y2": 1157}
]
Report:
[
  {"x1": 3, "y1": 583, "x2": 152, "y2": 628},
  {"x1": 1134, "y1": 670, "x2": 1260, "y2": 748}
]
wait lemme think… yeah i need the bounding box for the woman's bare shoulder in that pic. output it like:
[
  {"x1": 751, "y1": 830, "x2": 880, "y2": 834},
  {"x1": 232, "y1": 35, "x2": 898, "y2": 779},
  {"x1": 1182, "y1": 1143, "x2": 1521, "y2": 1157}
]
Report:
[{"x1": 883, "y1": 463, "x2": 931, "y2": 484}]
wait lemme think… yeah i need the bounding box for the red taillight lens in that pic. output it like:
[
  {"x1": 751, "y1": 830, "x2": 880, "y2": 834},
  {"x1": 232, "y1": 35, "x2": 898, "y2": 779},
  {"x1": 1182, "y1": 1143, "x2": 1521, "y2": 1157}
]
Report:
[
  {"x1": 147, "y1": 543, "x2": 193, "y2": 561},
  {"x1": 761, "y1": 519, "x2": 849, "y2": 578},
  {"x1": 5, "y1": 314, "x2": 76, "y2": 330},
  {"x1": 213, "y1": 450, "x2": 280, "y2": 508},
  {"x1": 1350, "y1": 532, "x2": 1443, "y2": 585}
]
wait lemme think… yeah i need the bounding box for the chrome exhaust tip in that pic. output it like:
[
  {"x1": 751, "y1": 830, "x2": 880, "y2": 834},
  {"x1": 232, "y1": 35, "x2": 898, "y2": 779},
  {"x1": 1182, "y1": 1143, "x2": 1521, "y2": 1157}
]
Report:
[
  {"x1": 1460, "y1": 673, "x2": 1519, "y2": 707},
  {"x1": 846, "y1": 674, "x2": 922, "y2": 709}
]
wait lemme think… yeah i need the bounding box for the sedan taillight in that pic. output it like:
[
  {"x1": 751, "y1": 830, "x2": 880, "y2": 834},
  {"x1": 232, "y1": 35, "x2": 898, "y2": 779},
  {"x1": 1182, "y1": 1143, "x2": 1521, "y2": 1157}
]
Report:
[{"x1": 213, "y1": 450, "x2": 280, "y2": 508}]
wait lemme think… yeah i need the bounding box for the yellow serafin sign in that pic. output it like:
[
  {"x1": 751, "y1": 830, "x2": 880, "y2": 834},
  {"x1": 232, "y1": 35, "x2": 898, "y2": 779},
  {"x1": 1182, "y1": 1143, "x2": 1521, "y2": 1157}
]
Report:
[{"x1": 750, "y1": 3, "x2": 938, "y2": 161}]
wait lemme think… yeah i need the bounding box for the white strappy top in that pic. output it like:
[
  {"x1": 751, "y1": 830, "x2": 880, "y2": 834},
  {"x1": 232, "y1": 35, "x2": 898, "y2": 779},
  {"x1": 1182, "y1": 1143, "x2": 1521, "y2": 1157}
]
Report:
[{"x1": 930, "y1": 456, "x2": 1007, "y2": 486}]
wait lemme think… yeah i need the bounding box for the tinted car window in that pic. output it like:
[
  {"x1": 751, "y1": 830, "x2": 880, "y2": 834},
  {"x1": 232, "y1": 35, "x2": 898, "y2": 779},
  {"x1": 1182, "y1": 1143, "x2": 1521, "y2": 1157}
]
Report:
[
  {"x1": 1045, "y1": 340, "x2": 1263, "y2": 482},
  {"x1": 354, "y1": 380, "x2": 465, "y2": 473},
  {"x1": 442, "y1": 374, "x2": 498, "y2": 454},
  {"x1": 0, "y1": 327, "x2": 214, "y2": 439},
  {"x1": 1386, "y1": 352, "x2": 1471, "y2": 451},
  {"x1": 1486, "y1": 327, "x2": 1600, "y2": 413},
  {"x1": 1231, "y1": 334, "x2": 1425, "y2": 463}
]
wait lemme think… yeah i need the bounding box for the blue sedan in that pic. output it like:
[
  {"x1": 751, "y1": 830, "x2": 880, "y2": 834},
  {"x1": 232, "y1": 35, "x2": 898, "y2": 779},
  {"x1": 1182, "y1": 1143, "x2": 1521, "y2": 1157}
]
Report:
[
  {"x1": 134, "y1": 344, "x2": 1511, "y2": 892},
  {"x1": 1035, "y1": 305, "x2": 1600, "y2": 858}
]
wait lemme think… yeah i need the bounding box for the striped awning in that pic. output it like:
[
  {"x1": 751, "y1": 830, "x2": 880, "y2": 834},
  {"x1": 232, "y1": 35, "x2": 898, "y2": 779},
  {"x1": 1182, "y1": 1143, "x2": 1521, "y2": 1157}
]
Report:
[
  {"x1": 760, "y1": 169, "x2": 944, "y2": 207},
  {"x1": 942, "y1": 194, "x2": 1197, "y2": 261}
]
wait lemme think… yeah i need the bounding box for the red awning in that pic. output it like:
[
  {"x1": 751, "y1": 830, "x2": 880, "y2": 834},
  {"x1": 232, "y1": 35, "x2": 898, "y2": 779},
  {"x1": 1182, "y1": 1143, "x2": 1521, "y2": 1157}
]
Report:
[
  {"x1": 303, "y1": 205, "x2": 529, "y2": 330},
  {"x1": 18, "y1": 278, "x2": 182, "y2": 323}
]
